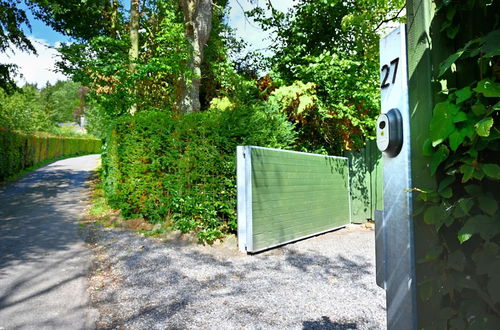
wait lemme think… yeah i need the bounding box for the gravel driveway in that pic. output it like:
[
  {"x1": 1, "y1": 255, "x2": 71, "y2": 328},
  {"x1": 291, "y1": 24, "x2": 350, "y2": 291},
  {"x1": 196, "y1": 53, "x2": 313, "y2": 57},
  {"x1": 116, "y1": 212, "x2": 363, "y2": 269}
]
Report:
[{"x1": 83, "y1": 224, "x2": 385, "y2": 329}]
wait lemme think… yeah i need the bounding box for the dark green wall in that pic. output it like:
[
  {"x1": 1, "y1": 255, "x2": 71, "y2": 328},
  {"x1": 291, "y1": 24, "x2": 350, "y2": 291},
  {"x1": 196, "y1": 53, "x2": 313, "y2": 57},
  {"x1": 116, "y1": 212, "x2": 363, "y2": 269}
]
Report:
[
  {"x1": 345, "y1": 140, "x2": 383, "y2": 223},
  {"x1": 250, "y1": 147, "x2": 350, "y2": 251}
]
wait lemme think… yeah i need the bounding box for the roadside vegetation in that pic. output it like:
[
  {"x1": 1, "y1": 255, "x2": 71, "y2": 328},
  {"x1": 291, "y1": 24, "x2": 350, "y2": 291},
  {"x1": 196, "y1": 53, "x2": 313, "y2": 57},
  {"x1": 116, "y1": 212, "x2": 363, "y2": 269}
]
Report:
[{"x1": 0, "y1": 0, "x2": 404, "y2": 242}]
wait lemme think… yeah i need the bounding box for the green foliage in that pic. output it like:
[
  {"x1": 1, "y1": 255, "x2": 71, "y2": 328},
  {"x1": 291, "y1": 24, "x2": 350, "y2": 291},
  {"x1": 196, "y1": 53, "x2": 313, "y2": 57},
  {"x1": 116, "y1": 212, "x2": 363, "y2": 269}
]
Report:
[
  {"x1": 55, "y1": 0, "x2": 190, "y2": 128},
  {"x1": 0, "y1": 129, "x2": 101, "y2": 181},
  {"x1": 417, "y1": 1, "x2": 500, "y2": 327},
  {"x1": 0, "y1": 0, "x2": 36, "y2": 91},
  {"x1": 247, "y1": 0, "x2": 403, "y2": 153},
  {"x1": 0, "y1": 81, "x2": 90, "y2": 135},
  {"x1": 39, "y1": 80, "x2": 82, "y2": 123},
  {"x1": 102, "y1": 106, "x2": 295, "y2": 243},
  {"x1": 0, "y1": 85, "x2": 50, "y2": 133}
]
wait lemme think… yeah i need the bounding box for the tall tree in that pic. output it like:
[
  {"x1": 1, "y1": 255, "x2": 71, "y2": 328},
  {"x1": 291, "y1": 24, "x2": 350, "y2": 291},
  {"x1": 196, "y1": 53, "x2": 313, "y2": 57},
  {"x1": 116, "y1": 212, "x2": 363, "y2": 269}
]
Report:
[
  {"x1": 0, "y1": 1, "x2": 36, "y2": 92},
  {"x1": 177, "y1": 0, "x2": 212, "y2": 113},
  {"x1": 128, "y1": 0, "x2": 139, "y2": 114}
]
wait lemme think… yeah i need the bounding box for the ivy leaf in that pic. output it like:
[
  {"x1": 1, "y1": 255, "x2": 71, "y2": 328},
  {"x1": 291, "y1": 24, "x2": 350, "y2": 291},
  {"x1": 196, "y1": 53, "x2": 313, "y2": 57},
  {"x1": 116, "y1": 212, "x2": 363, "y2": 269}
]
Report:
[
  {"x1": 424, "y1": 205, "x2": 449, "y2": 230},
  {"x1": 438, "y1": 40, "x2": 475, "y2": 77},
  {"x1": 439, "y1": 175, "x2": 455, "y2": 191},
  {"x1": 494, "y1": 101, "x2": 500, "y2": 111},
  {"x1": 472, "y1": 242, "x2": 500, "y2": 276},
  {"x1": 474, "y1": 79, "x2": 500, "y2": 97},
  {"x1": 458, "y1": 215, "x2": 500, "y2": 243},
  {"x1": 455, "y1": 86, "x2": 472, "y2": 104},
  {"x1": 480, "y1": 29, "x2": 500, "y2": 58},
  {"x1": 471, "y1": 102, "x2": 487, "y2": 116},
  {"x1": 464, "y1": 184, "x2": 482, "y2": 196},
  {"x1": 452, "y1": 111, "x2": 468, "y2": 123},
  {"x1": 478, "y1": 194, "x2": 498, "y2": 215},
  {"x1": 429, "y1": 102, "x2": 460, "y2": 146},
  {"x1": 422, "y1": 138, "x2": 434, "y2": 156},
  {"x1": 475, "y1": 117, "x2": 494, "y2": 137},
  {"x1": 460, "y1": 164, "x2": 475, "y2": 183},
  {"x1": 447, "y1": 250, "x2": 466, "y2": 271},
  {"x1": 481, "y1": 163, "x2": 500, "y2": 179},
  {"x1": 424, "y1": 245, "x2": 444, "y2": 261},
  {"x1": 449, "y1": 129, "x2": 467, "y2": 151},
  {"x1": 430, "y1": 145, "x2": 450, "y2": 176},
  {"x1": 456, "y1": 198, "x2": 474, "y2": 216}
]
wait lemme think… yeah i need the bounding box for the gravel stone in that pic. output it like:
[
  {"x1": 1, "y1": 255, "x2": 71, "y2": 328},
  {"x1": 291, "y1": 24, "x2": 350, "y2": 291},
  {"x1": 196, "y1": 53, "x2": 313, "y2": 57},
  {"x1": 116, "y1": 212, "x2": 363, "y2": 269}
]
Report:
[{"x1": 83, "y1": 224, "x2": 386, "y2": 329}]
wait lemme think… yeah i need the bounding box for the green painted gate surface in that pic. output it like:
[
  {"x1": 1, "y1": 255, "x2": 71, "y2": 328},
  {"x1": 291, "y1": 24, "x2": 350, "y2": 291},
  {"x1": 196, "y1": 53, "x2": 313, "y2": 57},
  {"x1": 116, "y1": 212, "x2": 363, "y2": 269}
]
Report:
[
  {"x1": 237, "y1": 146, "x2": 350, "y2": 253},
  {"x1": 345, "y1": 140, "x2": 383, "y2": 223}
]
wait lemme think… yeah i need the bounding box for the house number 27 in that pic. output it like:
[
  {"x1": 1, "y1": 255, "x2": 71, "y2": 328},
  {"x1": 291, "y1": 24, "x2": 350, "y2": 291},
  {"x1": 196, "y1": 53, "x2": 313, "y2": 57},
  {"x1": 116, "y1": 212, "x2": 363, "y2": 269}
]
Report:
[{"x1": 380, "y1": 57, "x2": 399, "y2": 89}]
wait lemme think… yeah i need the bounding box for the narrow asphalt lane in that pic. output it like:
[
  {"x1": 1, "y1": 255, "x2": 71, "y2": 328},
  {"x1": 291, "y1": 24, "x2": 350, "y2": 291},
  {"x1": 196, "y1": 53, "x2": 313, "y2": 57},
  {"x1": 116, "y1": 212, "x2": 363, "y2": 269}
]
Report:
[{"x1": 0, "y1": 155, "x2": 100, "y2": 330}]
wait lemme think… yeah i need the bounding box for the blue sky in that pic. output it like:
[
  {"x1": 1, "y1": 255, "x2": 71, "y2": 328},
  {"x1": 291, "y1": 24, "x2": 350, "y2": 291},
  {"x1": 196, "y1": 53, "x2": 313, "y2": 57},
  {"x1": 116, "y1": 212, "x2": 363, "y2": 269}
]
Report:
[
  {"x1": 0, "y1": 1, "x2": 295, "y2": 87},
  {"x1": 18, "y1": 3, "x2": 70, "y2": 46}
]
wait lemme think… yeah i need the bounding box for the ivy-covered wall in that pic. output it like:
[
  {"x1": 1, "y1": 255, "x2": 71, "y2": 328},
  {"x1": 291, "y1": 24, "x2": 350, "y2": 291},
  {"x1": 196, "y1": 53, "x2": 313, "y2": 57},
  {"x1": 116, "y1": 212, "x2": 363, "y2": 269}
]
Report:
[
  {"x1": 0, "y1": 129, "x2": 102, "y2": 181},
  {"x1": 407, "y1": 0, "x2": 500, "y2": 328}
]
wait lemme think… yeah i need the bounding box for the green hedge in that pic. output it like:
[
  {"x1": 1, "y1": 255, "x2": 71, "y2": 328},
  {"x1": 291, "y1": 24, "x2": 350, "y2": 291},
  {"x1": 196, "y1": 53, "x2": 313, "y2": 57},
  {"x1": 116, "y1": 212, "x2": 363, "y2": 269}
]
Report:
[
  {"x1": 0, "y1": 128, "x2": 102, "y2": 181},
  {"x1": 102, "y1": 106, "x2": 295, "y2": 243}
]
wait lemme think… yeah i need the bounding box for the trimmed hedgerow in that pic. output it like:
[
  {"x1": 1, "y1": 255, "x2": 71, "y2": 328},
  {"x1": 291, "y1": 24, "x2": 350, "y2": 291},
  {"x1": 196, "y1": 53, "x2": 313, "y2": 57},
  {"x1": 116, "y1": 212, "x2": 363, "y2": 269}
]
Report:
[
  {"x1": 102, "y1": 105, "x2": 295, "y2": 243},
  {"x1": 0, "y1": 128, "x2": 102, "y2": 181}
]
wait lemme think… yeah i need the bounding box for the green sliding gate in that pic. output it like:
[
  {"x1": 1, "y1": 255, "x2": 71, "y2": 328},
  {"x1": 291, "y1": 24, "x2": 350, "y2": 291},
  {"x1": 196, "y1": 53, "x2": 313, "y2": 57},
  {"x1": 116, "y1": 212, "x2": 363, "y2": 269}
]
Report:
[{"x1": 237, "y1": 146, "x2": 351, "y2": 253}]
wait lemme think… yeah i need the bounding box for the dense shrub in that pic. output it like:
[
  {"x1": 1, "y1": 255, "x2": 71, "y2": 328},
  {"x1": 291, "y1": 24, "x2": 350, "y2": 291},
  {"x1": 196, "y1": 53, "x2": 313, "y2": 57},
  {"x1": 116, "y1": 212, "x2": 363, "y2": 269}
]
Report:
[
  {"x1": 0, "y1": 129, "x2": 102, "y2": 181},
  {"x1": 102, "y1": 105, "x2": 295, "y2": 243}
]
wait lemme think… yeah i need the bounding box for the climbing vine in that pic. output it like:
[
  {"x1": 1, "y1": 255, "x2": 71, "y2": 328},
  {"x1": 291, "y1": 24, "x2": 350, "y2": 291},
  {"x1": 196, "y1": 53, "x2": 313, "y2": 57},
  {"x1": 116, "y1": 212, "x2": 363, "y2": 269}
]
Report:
[{"x1": 417, "y1": 1, "x2": 500, "y2": 328}]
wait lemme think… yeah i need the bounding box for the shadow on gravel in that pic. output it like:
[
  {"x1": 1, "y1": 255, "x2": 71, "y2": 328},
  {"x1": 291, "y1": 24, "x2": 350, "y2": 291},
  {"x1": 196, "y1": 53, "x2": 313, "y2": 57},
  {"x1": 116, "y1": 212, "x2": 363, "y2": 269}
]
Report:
[
  {"x1": 285, "y1": 249, "x2": 372, "y2": 282},
  {"x1": 88, "y1": 225, "x2": 383, "y2": 329},
  {"x1": 303, "y1": 316, "x2": 358, "y2": 329}
]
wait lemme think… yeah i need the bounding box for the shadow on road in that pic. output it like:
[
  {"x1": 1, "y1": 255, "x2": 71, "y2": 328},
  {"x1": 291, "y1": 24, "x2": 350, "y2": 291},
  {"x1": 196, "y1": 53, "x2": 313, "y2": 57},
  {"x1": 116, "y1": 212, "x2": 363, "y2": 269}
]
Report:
[{"x1": 0, "y1": 155, "x2": 99, "y2": 329}]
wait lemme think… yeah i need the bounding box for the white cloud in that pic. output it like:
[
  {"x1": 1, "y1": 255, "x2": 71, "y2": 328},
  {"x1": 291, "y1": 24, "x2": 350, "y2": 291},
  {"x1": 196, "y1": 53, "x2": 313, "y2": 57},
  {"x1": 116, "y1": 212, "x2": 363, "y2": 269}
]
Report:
[{"x1": 0, "y1": 37, "x2": 67, "y2": 88}]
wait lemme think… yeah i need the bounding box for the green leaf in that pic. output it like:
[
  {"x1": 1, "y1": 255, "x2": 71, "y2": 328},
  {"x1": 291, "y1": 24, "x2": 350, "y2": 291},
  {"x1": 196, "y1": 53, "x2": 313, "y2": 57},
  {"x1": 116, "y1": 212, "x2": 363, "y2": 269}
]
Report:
[
  {"x1": 464, "y1": 184, "x2": 482, "y2": 196},
  {"x1": 429, "y1": 102, "x2": 460, "y2": 146},
  {"x1": 481, "y1": 163, "x2": 500, "y2": 179},
  {"x1": 424, "y1": 205, "x2": 449, "y2": 229},
  {"x1": 425, "y1": 245, "x2": 444, "y2": 261},
  {"x1": 439, "y1": 187, "x2": 452, "y2": 198},
  {"x1": 438, "y1": 40, "x2": 475, "y2": 77},
  {"x1": 471, "y1": 102, "x2": 487, "y2": 116},
  {"x1": 447, "y1": 250, "x2": 466, "y2": 271},
  {"x1": 455, "y1": 86, "x2": 472, "y2": 104},
  {"x1": 447, "y1": 24, "x2": 459, "y2": 39},
  {"x1": 456, "y1": 198, "x2": 474, "y2": 216},
  {"x1": 452, "y1": 111, "x2": 468, "y2": 123},
  {"x1": 430, "y1": 145, "x2": 450, "y2": 176},
  {"x1": 474, "y1": 79, "x2": 500, "y2": 97},
  {"x1": 438, "y1": 175, "x2": 455, "y2": 191},
  {"x1": 419, "y1": 280, "x2": 433, "y2": 301},
  {"x1": 449, "y1": 129, "x2": 466, "y2": 151},
  {"x1": 472, "y1": 242, "x2": 500, "y2": 276},
  {"x1": 422, "y1": 138, "x2": 434, "y2": 156},
  {"x1": 460, "y1": 164, "x2": 475, "y2": 183},
  {"x1": 478, "y1": 194, "x2": 498, "y2": 215},
  {"x1": 458, "y1": 215, "x2": 500, "y2": 243},
  {"x1": 475, "y1": 117, "x2": 494, "y2": 137},
  {"x1": 480, "y1": 29, "x2": 500, "y2": 58}
]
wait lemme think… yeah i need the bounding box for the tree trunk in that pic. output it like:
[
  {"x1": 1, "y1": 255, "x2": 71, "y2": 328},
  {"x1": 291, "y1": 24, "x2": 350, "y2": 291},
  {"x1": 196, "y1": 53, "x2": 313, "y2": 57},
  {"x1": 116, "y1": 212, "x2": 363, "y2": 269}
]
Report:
[
  {"x1": 177, "y1": 0, "x2": 212, "y2": 114},
  {"x1": 129, "y1": 0, "x2": 139, "y2": 114}
]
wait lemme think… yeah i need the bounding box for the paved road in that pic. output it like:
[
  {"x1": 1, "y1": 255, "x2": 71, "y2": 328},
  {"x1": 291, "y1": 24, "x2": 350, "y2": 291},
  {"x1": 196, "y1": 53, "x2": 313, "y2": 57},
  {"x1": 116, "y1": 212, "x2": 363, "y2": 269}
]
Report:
[{"x1": 0, "y1": 155, "x2": 100, "y2": 330}]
